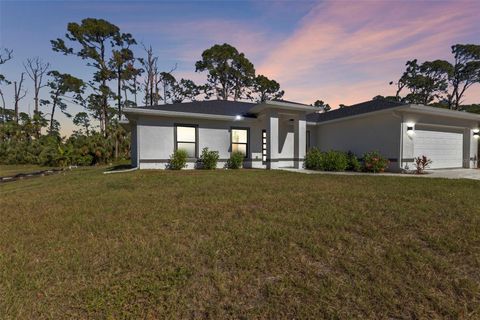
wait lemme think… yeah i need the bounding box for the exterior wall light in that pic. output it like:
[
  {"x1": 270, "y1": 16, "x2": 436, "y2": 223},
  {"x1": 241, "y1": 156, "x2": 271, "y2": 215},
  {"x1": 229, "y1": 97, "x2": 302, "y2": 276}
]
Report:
[
  {"x1": 406, "y1": 123, "x2": 415, "y2": 134},
  {"x1": 235, "y1": 115, "x2": 243, "y2": 121},
  {"x1": 474, "y1": 129, "x2": 479, "y2": 138}
]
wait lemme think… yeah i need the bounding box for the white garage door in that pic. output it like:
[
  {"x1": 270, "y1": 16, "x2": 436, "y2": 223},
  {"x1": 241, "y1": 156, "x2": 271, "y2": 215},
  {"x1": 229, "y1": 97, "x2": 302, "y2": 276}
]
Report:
[{"x1": 413, "y1": 130, "x2": 463, "y2": 169}]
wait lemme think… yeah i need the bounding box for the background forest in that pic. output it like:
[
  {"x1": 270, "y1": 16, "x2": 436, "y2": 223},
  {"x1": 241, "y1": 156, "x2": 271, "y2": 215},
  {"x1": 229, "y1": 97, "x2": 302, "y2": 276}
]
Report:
[{"x1": 0, "y1": 18, "x2": 478, "y2": 167}]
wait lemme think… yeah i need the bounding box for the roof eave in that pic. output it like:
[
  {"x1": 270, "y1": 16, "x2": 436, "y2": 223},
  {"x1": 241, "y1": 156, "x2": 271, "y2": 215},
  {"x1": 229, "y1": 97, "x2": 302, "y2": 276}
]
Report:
[
  {"x1": 249, "y1": 100, "x2": 317, "y2": 113},
  {"x1": 123, "y1": 107, "x2": 256, "y2": 121},
  {"x1": 403, "y1": 104, "x2": 480, "y2": 121}
]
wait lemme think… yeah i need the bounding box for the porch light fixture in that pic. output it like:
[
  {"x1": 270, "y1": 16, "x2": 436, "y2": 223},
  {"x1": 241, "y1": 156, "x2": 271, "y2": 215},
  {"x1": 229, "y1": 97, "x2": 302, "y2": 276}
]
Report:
[
  {"x1": 406, "y1": 123, "x2": 415, "y2": 134},
  {"x1": 235, "y1": 115, "x2": 243, "y2": 121},
  {"x1": 474, "y1": 129, "x2": 479, "y2": 138}
]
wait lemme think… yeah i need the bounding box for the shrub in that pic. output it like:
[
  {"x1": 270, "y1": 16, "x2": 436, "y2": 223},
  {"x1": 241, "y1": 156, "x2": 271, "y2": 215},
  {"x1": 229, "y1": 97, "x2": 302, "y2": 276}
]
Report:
[
  {"x1": 414, "y1": 155, "x2": 433, "y2": 174},
  {"x1": 227, "y1": 151, "x2": 244, "y2": 169},
  {"x1": 200, "y1": 147, "x2": 219, "y2": 170},
  {"x1": 346, "y1": 151, "x2": 361, "y2": 172},
  {"x1": 322, "y1": 150, "x2": 348, "y2": 171},
  {"x1": 363, "y1": 151, "x2": 389, "y2": 173},
  {"x1": 169, "y1": 149, "x2": 188, "y2": 170},
  {"x1": 304, "y1": 148, "x2": 324, "y2": 170}
]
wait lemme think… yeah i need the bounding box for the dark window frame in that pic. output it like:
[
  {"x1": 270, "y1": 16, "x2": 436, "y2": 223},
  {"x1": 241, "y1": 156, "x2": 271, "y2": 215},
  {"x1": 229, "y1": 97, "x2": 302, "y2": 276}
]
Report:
[
  {"x1": 174, "y1": 123, "x2": 199, "y2": 159},
  {"x1": 230, "y1": 127, "x2": 250, "y2": 159}
]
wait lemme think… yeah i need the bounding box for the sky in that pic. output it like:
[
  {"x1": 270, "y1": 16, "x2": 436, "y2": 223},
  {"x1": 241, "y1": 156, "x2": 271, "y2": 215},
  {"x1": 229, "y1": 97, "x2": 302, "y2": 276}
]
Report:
[{"x1": 0, "y1": 0, "x2": 479, "y2": 135}]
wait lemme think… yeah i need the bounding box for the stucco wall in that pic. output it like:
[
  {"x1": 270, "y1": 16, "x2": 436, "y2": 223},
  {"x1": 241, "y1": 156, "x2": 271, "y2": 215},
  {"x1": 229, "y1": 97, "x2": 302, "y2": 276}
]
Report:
[
  {"x1": 316, "y1": 112, "x2": 401, "y2": 163},
  {"x1": 134, "y1": 114, "x2": 303, "y2": 169}
]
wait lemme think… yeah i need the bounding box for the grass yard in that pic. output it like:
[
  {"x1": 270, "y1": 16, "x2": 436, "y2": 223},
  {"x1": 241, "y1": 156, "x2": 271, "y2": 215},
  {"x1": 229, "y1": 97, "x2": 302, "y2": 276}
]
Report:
[{"x1": 1, "y1": 168, "x2": 479, "y2": 319}]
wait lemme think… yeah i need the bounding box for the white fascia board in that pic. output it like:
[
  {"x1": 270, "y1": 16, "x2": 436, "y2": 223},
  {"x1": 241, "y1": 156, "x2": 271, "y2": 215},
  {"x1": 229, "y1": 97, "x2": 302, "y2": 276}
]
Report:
[
  {"x1": 123, "y1": 107, "x2": 256, "y2": 122},
  {"x1": 405, "y1": 104, "x2": 480, "y2": 121}
]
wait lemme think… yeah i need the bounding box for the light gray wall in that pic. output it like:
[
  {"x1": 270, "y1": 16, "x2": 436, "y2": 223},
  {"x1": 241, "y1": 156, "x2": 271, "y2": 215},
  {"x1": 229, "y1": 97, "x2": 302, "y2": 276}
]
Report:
[
  {"x1": 134, "y1": 113, "x2": 300, "y2": 169},
  {"x1": 134, "y1": 115, "x2": 268, "y2": 169},
  {"x1": 316, "y1": 112, "x2": 401, "y2": 165}
]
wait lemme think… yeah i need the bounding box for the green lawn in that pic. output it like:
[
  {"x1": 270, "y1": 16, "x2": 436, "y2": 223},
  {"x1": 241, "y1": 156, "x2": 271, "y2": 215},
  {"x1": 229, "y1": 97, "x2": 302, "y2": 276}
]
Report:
[{"x1": 1, "y1": 168, "x2": 479, "y2": 319}]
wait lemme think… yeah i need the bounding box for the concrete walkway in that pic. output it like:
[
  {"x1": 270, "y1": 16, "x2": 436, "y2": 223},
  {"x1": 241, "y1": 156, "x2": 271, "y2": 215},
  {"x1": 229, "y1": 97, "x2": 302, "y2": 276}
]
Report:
[{"x1": 280, "y1": 168, "x2": 480, "y2": 180}]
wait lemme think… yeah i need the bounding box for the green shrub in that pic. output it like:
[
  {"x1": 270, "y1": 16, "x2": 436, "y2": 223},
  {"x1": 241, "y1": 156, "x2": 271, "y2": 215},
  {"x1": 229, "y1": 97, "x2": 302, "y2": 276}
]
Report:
[
  {"x1": 200, "y1": 147, "x2": 219, "y2": 169},
  {"x1": 304, "y1": 148, "x2": 324, "y2": 170},
  {"x1": 346, "y1": 151, "x2": 361, "y2": 172},
  {"x1": 169, "y1": 149, "x2": 188, "y2": 170},
  {"x1": 305, "y1": 149, "x2": 347, "y2": 171},
  {"x1": 322, "y1": 150, "x2": 348, "y2": 171},
  {"x1": 363, "y1": 151, "x2": 389, "y2": 173},
  {"x1": 227, "y1": 152, "x2": 244, "y2": 169}
]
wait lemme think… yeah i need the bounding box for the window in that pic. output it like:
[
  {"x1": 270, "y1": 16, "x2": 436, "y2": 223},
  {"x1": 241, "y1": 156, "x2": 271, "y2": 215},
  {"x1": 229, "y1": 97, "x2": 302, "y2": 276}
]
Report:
[
  {"x1": 262, "y1": 130, "x2": 267, "y2": 163},
  {"x1": 231, "y1": 128, "x2": 248, "y2": 157},
  {"x1": 306, "y1": 130, "x2": 311, "y2": 151},
  {"x1": 175, "y1": 125, "x2": 197, "y2": 158}
]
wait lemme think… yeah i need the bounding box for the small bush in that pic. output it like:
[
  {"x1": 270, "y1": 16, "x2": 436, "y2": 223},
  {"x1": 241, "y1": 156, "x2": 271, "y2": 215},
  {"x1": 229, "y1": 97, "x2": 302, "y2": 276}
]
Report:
[
  {"x1": 169, "y1": 149, "x2": 188, "y2": 170},
  {"x1": 304, "y1": 148, "x2": 324, "y2": 170},
  {"x1": 227, "y1": 152, "x2": 244, "y2": 169},
  {"x1": 322, "y1": 150, "x2": 347, "y2": 171},
  {"x1": 200, "y1": 147, "x2": 219, "y2": 170},
  {"x1": 414, "y1": 155, "x2": 433, "y2": 174},
  {"x1": 346, "y1": 151, "x2": 361, "y2": 172},
  {"x1": 305, "y1": 149, "x2": 348, "y2": 171},
  {"x1": 363, "y1": 151, "x2": 389, "y2": 173}
]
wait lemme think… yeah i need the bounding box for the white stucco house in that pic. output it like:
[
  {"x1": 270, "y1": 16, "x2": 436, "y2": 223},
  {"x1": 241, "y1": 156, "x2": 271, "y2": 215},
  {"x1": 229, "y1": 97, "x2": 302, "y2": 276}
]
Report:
[{"x1": 121, "y1": 99, "x2": 479, "y2": 171}]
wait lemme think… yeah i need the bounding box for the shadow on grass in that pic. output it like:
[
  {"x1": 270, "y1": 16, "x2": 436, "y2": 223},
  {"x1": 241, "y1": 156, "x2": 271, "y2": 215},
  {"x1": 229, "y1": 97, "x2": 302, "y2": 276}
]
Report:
[{"x1": 104, "y1": 164, "x2": 134, "y2": 172}]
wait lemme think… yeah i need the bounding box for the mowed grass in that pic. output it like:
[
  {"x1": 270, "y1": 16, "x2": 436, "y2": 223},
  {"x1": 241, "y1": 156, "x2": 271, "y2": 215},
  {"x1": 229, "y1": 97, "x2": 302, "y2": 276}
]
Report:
[{"x1": 1, "y1": 168, "x2": 479, "y2": 319}]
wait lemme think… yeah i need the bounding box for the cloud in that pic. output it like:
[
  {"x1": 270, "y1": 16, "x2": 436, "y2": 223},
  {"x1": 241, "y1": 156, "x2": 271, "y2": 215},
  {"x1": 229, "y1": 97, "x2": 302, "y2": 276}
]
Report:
[{"x1": 257, "y1": 0, "x2": 480, "y2": 107}]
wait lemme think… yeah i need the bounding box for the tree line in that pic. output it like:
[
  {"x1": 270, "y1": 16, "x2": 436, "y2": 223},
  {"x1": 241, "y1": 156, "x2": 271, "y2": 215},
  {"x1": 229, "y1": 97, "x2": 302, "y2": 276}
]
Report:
[
  {"x1": 0, "y1": 18, "x2": 287, "y2": 166},
  {"x1": 377, "y1": 44, "x2": 480, "y2": 111},
  {"x1": 1, "y1": 17, "x2": 478, "y2": 167}
]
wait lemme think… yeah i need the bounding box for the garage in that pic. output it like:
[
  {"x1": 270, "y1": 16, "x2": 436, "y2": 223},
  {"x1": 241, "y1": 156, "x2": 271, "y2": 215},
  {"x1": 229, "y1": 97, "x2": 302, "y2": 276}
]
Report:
[{"x1": 413, "y1": 129, "x2": 464, "y2": 169}]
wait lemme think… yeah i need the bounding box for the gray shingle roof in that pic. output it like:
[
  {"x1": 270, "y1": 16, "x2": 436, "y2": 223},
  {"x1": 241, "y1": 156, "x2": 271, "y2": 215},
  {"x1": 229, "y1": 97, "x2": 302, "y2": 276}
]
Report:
[
  {"x1": 132, "y1": 100, "x2": 258, "y2": 117},
  {"x1": 307, "y1": 99, "x2": 407, "y2": 123}
]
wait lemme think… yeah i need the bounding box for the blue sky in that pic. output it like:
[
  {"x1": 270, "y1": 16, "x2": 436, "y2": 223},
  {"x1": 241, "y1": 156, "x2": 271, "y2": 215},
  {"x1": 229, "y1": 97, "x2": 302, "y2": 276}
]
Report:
[{"x1": 1, "y1": 0, "x2": 479, "y2": 135}]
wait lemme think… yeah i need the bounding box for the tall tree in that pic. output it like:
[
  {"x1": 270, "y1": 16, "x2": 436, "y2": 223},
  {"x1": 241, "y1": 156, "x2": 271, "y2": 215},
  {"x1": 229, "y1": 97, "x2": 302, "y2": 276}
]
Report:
[
  {"x1": 42, "y1": 71, "x2": 84, "y2": 133},
  {"x1": 13, "y1": 73, "x2": 27, "y2": 123},
  {"x1": 171, "y1": 79, "x2": 200, "y2": 103},
  {"x1": 253, "y1": 75, "x2": 284, "y2": 102},
  {"x1": 312, "y1": 100, "x2": 331, "y2": 112},
  {"x1": 0, "y1": 48, "x2": 13, "y2": 123},
  {"x1": 73, "y1": 111, "x2": 91, "y2": 135},
  {"x1": 158, "y1": 70, "x2": 177, "y2": 104},
  {"x1": 394, "y1": 59, "x2": 452, "y2": 105},
  {"x1": 122, "y1": 62, "x2": 142, "y2": 107},
  {"x1": 448, "y1": 44, "x2": 480, "y2": 110},
  {"x1": 23, "y1": 57, "x2": 50, "y2": 115},
  {"x1": 139, "y1": 45, "x2": 161, "y2": 106},
  {"x1": 109, "y1": 33, "x2": 137, "y2": 118},
  {"x1": 195, "y1": 43, "x2": 255, "y2": 101},
  {"x1": 51, "y1": 18, "x2": 125, "y2": 135}
]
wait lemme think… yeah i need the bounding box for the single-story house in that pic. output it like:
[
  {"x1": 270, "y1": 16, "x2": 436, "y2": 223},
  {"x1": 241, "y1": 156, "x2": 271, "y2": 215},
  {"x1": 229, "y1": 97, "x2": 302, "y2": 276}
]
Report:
[{"x1": 121, "y1": 99, "x2": 479, "y2": 170}]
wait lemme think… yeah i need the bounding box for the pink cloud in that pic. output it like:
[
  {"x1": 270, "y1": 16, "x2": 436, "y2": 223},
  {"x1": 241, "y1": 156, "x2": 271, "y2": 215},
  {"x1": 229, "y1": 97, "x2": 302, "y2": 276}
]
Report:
[{"x1": 257, "y1": 0, "x2": 480, "y2": 107}]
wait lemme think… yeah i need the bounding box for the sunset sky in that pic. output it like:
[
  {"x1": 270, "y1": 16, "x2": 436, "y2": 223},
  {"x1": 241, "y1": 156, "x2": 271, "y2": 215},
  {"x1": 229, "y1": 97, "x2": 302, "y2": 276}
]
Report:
[{"x1": 1, "y1": 0, "x2": 479, "y2": 135}]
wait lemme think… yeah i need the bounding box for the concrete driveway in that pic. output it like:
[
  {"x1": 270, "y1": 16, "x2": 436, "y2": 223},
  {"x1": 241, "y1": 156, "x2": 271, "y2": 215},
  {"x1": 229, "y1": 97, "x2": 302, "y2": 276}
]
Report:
[
  {"x1": 425, "y1": 169, "x2": 480, "y2": 180},
  {"x1": 281, "y1": 168, "x2": 480, "y2": 180}
]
